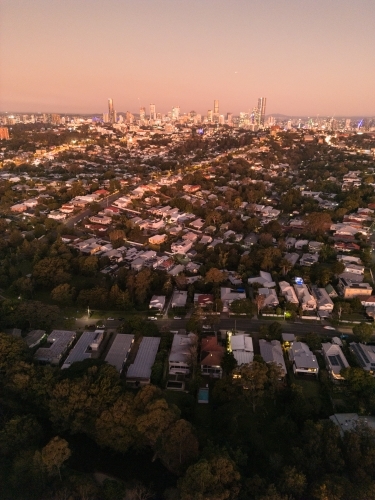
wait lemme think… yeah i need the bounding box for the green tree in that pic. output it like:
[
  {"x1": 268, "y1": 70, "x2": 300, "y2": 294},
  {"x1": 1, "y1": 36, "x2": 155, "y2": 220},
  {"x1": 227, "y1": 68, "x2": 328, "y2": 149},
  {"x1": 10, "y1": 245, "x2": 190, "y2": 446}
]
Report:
[
  {"x1": 95, "y1": 393, "x2": 136, "y2": 453},
  {"x1": 233, "y1": 361, "x2": 269, "y2": 412},
  {"x1": 221, "y1": 351, "x2": 237, "y2": 376},
  {"x1": 353, "y1": 322, "x2": 373, "y2": 343},
  {"x1": 178, "y1": 454, "x2": 241, "y2": 500},
  {"x1": 230, "y1": 298, "x2": 256, "y2": 315},
  {"x1": 51, "y1": 283, "x2": 75, "y2": 305},
  {"x1": 278, "y1": 466, "x2": 306, "y2": 498},
  {"x1": 41, "y1": 436, "x2": 71, "y2": 480},
  {"x1": 159, "y1": 419, "x2": 199, "y2": 475}
]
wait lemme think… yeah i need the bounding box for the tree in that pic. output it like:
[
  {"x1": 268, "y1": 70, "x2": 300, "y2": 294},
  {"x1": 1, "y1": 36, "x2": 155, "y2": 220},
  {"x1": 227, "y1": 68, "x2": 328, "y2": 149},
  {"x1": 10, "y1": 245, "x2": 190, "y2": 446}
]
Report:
[
  {"x1": 205, "y1": 267, "x2": 228, "y2": 284},
  {"x1": 254, "y1": 293, "x2": 265, "y2": 315},
  {"x1": 33, "y1": 257, "x2": 71, "y2": 289},
  {"x1": 51, "y1": 283, "x2": 75, "y2": 305},
  {"x1": 304, "y1": 332, "x2": 322, "y2": 351},
  {"x1": 230, "y1": 298, "x2": 256, "y2": 316},
  {"x1": 233, "y1": 361, "x2": 269, "y2": 412},
  {"x1": 341, "y1": 367, "x2": 375, "y2": 412},
  {"x1": 178, "y1": 454, "x2": 241, "y2": 500},
  {"x1": 159, "y1": 419, "x2": 199, "y2": 475},
  {"x1": 353, "y1": 322, "x2": 373, "y2": 344},
  {"x1": 304, "y1": 212, "x2": 332, "y2": 235},
  {"x1": 221, "y1": 351, "x2": 237, "y2": 376},
  {"x1": 278, "y1": 466, "x2": 306, "y2": 498},
  {"x1": 95, "y1": 393, "x2": 136, "y2": 453},
  {"x1": 41, "y1": 436, "x2": 71, "y2": 480}
]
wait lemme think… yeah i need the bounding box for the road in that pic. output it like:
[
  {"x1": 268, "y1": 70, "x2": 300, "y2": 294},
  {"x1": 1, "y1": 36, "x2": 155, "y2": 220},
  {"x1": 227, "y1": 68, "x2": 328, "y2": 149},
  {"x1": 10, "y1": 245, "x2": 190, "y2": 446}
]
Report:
[
  {"x1": 77, "y1": 315, "x2": 351, "y2": 338},
  {"x1": 64, "y1": 191, "x2": 122, "y2": 229}
]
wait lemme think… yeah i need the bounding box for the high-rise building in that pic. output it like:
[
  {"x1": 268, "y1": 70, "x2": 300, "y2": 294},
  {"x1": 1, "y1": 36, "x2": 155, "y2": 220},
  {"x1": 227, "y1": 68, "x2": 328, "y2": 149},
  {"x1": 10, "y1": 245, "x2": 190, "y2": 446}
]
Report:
[
  {"x1": 257, "y1": 97, "x2": 266, "y2": 127},
  {"x1": 207, "y1": 110, "x2": 213, "y2": 122},
  {"x1": 172, "y1": 106, "x2": 180, "y2": 120},
  {"x1": 150, "y1": 104, "x2": 156, "y2": 120},
  {"x1": 227, "y1": 113, "x2": 233, "y2": 126},
  {"x1": 140, "y1": 107, "x2": 146, "y2": 120},
  {"x1": 214, "y1": 100, "x2": 219, "y2": 114},
  {"x1": 0, "y1": 127, "x2": 10, "y2": 140},
  {"x1": 108, "y1": 98, "x2": 115, "y2": 123}
]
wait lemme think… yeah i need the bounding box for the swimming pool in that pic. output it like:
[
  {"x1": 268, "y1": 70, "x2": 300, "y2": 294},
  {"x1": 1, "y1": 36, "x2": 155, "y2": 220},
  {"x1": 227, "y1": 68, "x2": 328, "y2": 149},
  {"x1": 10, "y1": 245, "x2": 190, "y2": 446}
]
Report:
[{"x1": 198, "y1": 387, "x2": 209, "y2": 404}]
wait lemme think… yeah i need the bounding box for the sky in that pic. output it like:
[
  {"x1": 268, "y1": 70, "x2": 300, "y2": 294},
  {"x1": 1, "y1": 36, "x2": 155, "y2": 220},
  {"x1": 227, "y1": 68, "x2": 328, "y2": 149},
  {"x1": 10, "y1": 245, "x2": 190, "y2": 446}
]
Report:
[{"x1": 1, "y1": 0, "x2": 374, "y2": 116}]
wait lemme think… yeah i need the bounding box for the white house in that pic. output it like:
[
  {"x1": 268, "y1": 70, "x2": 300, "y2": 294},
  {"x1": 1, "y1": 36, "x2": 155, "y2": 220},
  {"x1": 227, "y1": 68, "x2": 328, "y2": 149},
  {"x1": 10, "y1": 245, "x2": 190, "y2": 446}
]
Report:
[
  {"x1": 149, "y1": 295, "x2": 166, "y2": 311},
  {"x1": 171, "y1": 239, "x2": 193, "y2": 254},
  {"x1": 293, "y1": 284, "x2": 317, "y2": 311},
  {"x1": 258, "y1": 288, "x2": 279, "y2": 309},
  {"x1": 169, "y1": 333, "x2": 196, "y2": 375},
  {"x1": 312, "y1": 287, "x2": 334, "y2": 312},
  {"x1": 279, "y1": 281, "x2": 299, "y2": 305},
  {"x1": 230, "y1": 334, "x2": 254, "y2": 365}
]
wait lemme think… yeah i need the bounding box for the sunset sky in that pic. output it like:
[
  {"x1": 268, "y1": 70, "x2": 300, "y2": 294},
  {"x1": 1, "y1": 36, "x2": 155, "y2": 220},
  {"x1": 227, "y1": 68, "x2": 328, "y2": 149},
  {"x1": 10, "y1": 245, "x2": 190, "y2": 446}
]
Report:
[{"x1": 1, "y1": 0, "x2": 374, "y2": 116}]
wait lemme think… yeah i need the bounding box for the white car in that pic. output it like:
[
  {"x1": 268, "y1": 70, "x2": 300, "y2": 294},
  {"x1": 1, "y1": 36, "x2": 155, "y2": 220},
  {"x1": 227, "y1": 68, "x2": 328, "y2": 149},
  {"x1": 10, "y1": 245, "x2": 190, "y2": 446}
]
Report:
[
  {"x1": 107, "y1": 317, "x2": 115, "y2": 321},
  {"x1": 202, "y1": 325, "x2": 210, "y2": 330},
  {"x1": 174, "y1": 316, "x2": 182, "y2": 320},
  {"x1": 323, "y1": 326, "x2": 336, "y2": 330},
  {"x1": 148, "y1": 317, "x2": 157, "y2": 321}
]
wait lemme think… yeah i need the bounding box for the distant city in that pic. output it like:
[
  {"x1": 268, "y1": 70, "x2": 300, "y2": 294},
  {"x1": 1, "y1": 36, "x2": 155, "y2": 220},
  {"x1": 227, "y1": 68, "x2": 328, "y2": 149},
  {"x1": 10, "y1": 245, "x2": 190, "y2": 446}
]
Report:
[{"x1": 1, "y1": 96, "x2": 374, "y2": 133}]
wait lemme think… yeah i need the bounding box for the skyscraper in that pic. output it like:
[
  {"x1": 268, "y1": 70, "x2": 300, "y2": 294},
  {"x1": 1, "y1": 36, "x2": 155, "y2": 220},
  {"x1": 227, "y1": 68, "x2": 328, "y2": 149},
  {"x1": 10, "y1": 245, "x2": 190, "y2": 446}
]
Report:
[
  {"x1": 214, "y1": 100, "x2": 219, "y2": 114},
  {"x1": 108, "y1": 98, "x2": 115, "y2": 123},
  {"x1": 150, "y1": 104, "x2": 156, "y2": 120},
  {"x1": 140, "y1": 107, "x2": 146, "y2": 120},
  {"x1": 257, "y1": 97, "x2": 266, "y2": 127}
]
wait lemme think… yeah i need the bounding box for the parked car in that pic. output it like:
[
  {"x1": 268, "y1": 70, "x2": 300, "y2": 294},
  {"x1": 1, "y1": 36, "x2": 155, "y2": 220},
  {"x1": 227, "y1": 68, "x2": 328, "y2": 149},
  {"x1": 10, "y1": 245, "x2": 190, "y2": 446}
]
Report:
[
  {"x1": 323, "y1": 326, "x2": 336, "y2": 330},
  {"x1": 174, "y1": 316, "x2": 182, "y2": 320},
  {"x1": 148, "y1": 317, "x2": 157, "y2": 321}
]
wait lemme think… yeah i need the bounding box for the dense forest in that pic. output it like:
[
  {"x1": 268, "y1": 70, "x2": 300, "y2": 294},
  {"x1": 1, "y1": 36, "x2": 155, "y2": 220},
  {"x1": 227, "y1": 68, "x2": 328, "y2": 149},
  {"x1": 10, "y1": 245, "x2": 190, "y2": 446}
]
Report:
[{"x1": 2, "y1": 332, "x2": 375, "y2": 500}]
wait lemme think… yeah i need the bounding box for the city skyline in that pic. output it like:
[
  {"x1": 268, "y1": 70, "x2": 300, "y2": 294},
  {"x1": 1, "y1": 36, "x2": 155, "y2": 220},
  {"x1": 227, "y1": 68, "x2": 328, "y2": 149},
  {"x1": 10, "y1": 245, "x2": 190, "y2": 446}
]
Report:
[{"x1": 1, "y1": 0, "x2": 374, "y2": 116}]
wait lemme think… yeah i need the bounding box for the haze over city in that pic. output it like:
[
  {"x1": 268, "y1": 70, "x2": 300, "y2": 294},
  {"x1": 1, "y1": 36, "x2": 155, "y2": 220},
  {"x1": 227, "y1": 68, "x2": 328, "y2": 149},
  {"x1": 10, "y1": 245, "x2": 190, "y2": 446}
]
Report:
[{"x1": 1, "y1": 0, "x2": 374, "y2": 116}]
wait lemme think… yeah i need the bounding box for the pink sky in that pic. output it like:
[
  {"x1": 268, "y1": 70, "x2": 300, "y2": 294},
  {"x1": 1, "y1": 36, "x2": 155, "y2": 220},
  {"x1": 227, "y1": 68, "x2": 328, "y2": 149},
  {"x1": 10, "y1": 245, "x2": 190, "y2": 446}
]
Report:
[{"x1": 1, "y1": 0, "x2": 374, "y2": 116}]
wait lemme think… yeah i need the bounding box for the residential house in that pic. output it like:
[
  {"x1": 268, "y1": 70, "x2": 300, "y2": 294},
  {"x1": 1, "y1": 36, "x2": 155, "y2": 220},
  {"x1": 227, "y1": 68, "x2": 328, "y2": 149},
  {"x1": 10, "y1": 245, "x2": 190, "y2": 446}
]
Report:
[
  {"x1": 258, "y1": 288, "x2": 279, "y2": 309},
  {"x1": 169, "y1": 333, "x2": 196, "y2": 375},
  {"x1": 171, "y1": 290, "x2": 188, "y2": 309},
  {"x1": 312, "y1": 287, "x2": 334, "y2": 312},
  {"x1": 126, "y1": 337, "x2": 161, "y2": 386},
  {"x1": 350, "y1": 343, "x2": 375, "y2": 373},
  {"x1": 300, "y1": 253, "x2": 319, "y2": 266},
  {"x1": 259, "y1": 339, "x2": 287, "y2": 378},
  {"x1": 289, "y1": 342, "x2": 319, "y2": 376},
  {"x1": 149, "y1": 295, "x2": 166, "y2": 311},
  {"x1": 171, "y1": 239, "x2": 193, "y2": 254},
  {"x1": 248, "y1": 271, "x2": 276, "y2": 288},
  {"x1": 221, "y1": 287, "x2": 246, "y2": 312},
  {"x1": 322, "y1": 342, "x2": 349, "y2": 381},
  {"x1": 279, "y1": 281, "x2": 299, "y2": 305},
  {"x1": 230, "y1": 334, "x2": 254, "y2": 365},
  {"x1": 338, "y1": 278, "x2": 372, "y2": 299},
  {"x1": 293, "y1": 283, "x2": 317, "y2": 311},
  {"x1": 200, "y1": 336, "x2": 225, "y2": 378}
]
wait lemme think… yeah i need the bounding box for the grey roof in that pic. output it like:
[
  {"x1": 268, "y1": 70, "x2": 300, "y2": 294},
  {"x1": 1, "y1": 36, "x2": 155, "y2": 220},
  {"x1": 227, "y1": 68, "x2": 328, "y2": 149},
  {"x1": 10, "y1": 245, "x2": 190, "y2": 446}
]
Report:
[
  {"x1": 34, "y1": 330, "x2": 76, "y2": 364},
  {"x1": 25, "y1": 330, "x2": 46, "y2": 348},
  {"x1": 126, "y1": 337, "x2": 160, "y2": 380},
  {"x1": 105, "y1": 334, "x2": 134, "y2": 373},
  {"x1": 62, "y1": 331, "x2": 103, "y2": 369},
  {"x1": 259, "y1": 339, "x2": 287, "y2": 376}
]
